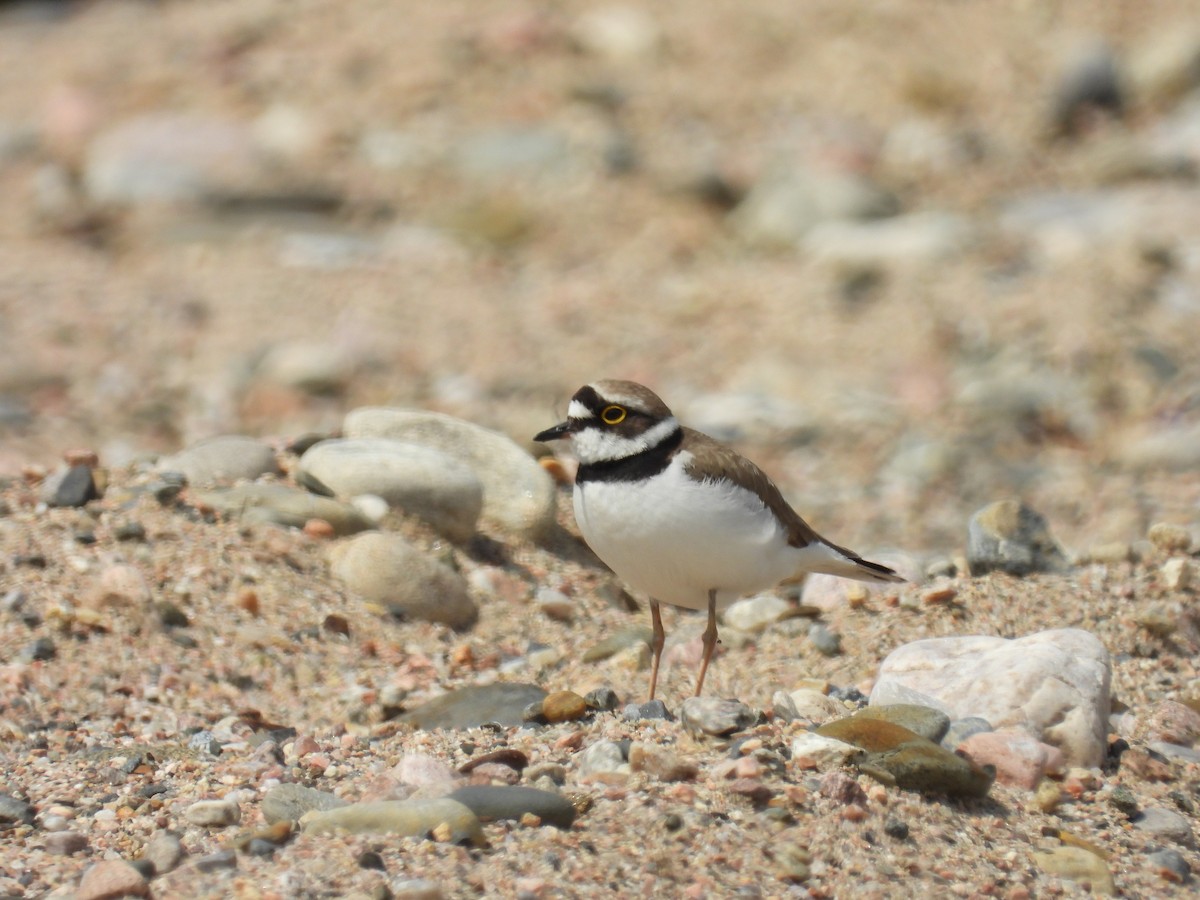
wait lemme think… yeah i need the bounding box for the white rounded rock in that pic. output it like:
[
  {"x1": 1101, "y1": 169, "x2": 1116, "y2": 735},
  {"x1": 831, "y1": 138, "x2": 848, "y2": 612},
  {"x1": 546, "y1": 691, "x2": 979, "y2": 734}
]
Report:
[
  {"x1": 158, "y1": 435, "x2": 280, "y2": 486},
  {"x1": 300, "y1": 438, "x2": 483, "y2": 542},
  {"x1": 344, "y1": 408, "x2": 556, "y2": 540},
  {"x1": 870, "y1": 628, "x2": 1111, "y2": 767},
  {"x1": 329, "y1": 532, "x2": 477, "y2": 629}
]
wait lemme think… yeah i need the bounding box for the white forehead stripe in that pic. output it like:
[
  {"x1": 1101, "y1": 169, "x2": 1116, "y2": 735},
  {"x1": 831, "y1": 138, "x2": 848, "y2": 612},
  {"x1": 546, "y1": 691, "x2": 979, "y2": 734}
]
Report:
[{"x1": 568, "y1": 399, "x2": 595, "y2": 420}]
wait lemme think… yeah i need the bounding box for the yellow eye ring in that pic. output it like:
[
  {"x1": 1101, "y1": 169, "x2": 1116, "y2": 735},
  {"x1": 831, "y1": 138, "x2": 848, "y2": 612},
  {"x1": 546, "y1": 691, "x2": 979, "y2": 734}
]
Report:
[{"x1": 601, "y1": 405, "x2": 627, "y2": 425}]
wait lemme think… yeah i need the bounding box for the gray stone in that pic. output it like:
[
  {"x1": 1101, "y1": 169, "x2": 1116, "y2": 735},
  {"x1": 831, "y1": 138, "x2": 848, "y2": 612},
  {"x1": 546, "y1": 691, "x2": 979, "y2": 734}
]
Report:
[
  {"x1": 193, "y1": 849, "x2": 238, "y2": 873},
  {"x1": 680, "y1": 697, "x2": 758, "y2": 737},
  {"x1": 345, "y1": 407, "x2": 556, "y2": 539},
  {"x1": 184, "y1": 798, "x2": 240, "y2": 827},
  {"x1": 159, "y1": 436, "x2": 280, "y2": 487},
  {"x1": 578, "y1": 740, "x2": 629, "y2": 778},
  {"x1": 582, "y1": 626, "x2": 653, "y2": 662},
  {"x1": 301, "y1": 799, "x2": 484, "y2": 846},
  {"x1": 190, "y1": 484, "x2": 372, "y2": 535},
  {"x1": 1135, "y1": 807, "x2": 1195, "y2": 846},
  {"x1": 261, "y1": 784, "x2": 347, "y2": 825},
  {"x1": 44, "y1": 465, "x2": 99, "y2": 508},
  {"x1": 0, "y1": 794, "x2": 36, "y2": 826},
  {"x1": 622, "y1": 699, "x2": 673, "y2": 722},
  {"x1": 328, "y1": 532, "x2": 477, "y2": 629},
  {"x1": 299, "y1": 439, "x2": 483, "y2": 542},
  {"x1": 857, "y1": 704, "x2": 951, "y2": 744},
  {"x1": 1146, "y1": 848, "x2": 1191, "y2": 884},
  {"x1": 85, "y1": 114, "x2": 267, "y2": 205},
  {"x1": 447, "y1": 785, "x2": 577, "y2": 828},
  {"x1": 44, "y1": 830, "x2": 88, "y2": 855},
  {"x1": 396, "y1": 682, "x2": 547, "y2": 730},
  {"x1": 730, "y1": 167, "x2": 898, "y2": 248},
  {"x1": 967, "y1": 500, "x2": 1068, "y2": 576},
  {"x1": 808, "y1": 623, "x2": 843, "y2": 657},
  {"x1": 142, "y1": 830, "x2": 186, "y2": 875},
  {"x1": 871, "y1": 629, "x2": 1111, "y2": 767}
]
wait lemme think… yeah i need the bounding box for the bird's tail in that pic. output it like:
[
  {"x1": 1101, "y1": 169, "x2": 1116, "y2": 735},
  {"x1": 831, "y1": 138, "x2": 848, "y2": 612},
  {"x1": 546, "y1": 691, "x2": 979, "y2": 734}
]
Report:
[{"x1": 795, "y1": 540, "x2": 906, "y2": 584}]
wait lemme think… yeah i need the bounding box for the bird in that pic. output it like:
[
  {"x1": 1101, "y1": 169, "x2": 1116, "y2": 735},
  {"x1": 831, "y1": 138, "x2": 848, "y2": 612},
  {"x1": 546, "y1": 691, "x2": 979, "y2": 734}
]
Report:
[{"x1": 534, "y1": 379, "x2": 904, "y2": 701}]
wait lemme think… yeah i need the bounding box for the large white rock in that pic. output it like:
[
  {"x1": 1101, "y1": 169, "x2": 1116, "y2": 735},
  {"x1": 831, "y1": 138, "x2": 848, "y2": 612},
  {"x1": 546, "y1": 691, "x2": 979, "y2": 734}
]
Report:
[
  {"x1": 344, "y1": 408, "x2": 556, "y2": 540},
  {"x1": 300, "y1": 438, "x2": 483, "y2": 542},
  {"x1": 870, "y1": 628, "x2": 1111, "y2": 767}
]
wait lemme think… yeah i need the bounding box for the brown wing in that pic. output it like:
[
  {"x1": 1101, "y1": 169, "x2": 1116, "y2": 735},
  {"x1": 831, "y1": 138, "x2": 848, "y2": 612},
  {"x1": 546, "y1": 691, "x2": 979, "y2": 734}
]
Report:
[{"x1": 679, "y1": 428, "x2": 821, "y2": 548}]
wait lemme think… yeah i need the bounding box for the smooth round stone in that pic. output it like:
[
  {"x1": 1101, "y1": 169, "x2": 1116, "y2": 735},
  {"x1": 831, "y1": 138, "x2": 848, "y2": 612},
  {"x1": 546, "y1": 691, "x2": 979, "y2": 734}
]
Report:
[
  {"x1": 680, "y1": 698, "x2": 757, "y2": 737},
  {"x1": 787, "y1": 689, "x2": 845, "y2": 725},
  {"x1": 193, "y1": 849, "x2": 238, "y2": 872},
  {"x1": 808, "y1": 623, "x2": 842, "y2": 657},
  {"x1": 0, "y1": 794, "x2": 36, "y2": 826},
  {"x1": 577, "y1": 740, "x2": 629, "y2": 778},
  {"x1": 299, "y1": 439, "x2": 483, "y2": 542},
  {"x1": 1032, "y1": 847, "x2": 1115, "y2": 895},
  {"x1": 43, "y1": 465, "x2": 99, "y2": 508},
  {"x1": 447, "y1": 785, "x2": 576, "y2": 828},
  {"x1": 396, "y1": 683, "x2": 547, "y2": 731},
  {"x1": 722, "y1": 594, "x2": 793, "y2": 633},
  {"x1": 1147, "y1": 848, "x2": 1191, "y2": 884},
  {"x1": 192, "y1": 484, "x2": 372, "y2": 535},
  {"x1": 857, "y1": 704, "x2": 951, "y2": 743},
  {"x1": 44, "y1": 830, "x2": 88, "y2": 855},
  {"x1": 184, "y1": 798, "x2": 240, "y2": 827},
  {"x1": 967, "y1": 500, "x2": 1067, "y2": 576},
  {"x1": 871, "y1": 628, "x2": 1111, "y2": 768},
  {"x1": 582, "y1": 626, "x2": 653, "y2": 663},
  {"x1": 301, "y1": 799, "x2": 484, "y2": 847},
  {"x1": 789, "y1": 732, "x2": 862, "y2": 770},
  {"x1": 817, "y1": 715, "x2": 994, "y2": 798},
  {"x1": 256, "y1": 341, "x2": 354, "y2": 395},
  {"x1": 957, "y1": 730, "x2": 1065, "y2": 789},
  {"x1": 76, "y1": 860, "x2": 148, "y2": 900},
  {"x1": 141, "y1": 831, "x2": 186, "y2": 875},
  {"x1": 622, "y1": 699, "x2": 672, "y2": 722},
  {"x1": 535, "y1": 588, "x2": 575, "y2": 622},
  {"x1": 392, "y1": 879, "x2": 446, "y2": 900},
  {"x1": 541, "y1": 690, "x2": 588, "y2": 723},
  {"x1": 343, "y1": 407, "x2": 556, "y2": 540},
  {"x1": 328, "y1": 532, "x2": 477, "y2": 629},
  {"x1": 1134, "y1": 807, "x2": 1195, "y2": 845},
  {"x1": 261, "y1": 784, "x2": 348, "y2": 825},
  {"x1": 158, "y1": 436, "x2": 280, "y2": 487}
]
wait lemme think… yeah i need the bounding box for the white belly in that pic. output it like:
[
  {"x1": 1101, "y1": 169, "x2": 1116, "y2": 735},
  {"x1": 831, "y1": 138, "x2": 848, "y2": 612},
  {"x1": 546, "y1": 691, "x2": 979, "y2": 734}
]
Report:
[{"x1": 574, "y1": 460, "x2": 803, "y2": 611}]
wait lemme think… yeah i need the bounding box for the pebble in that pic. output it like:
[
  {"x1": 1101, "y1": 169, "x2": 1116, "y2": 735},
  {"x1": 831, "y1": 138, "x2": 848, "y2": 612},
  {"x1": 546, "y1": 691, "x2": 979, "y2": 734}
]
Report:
[
  {"x1": 0, "y1": 794, "x2": 36, "y2": 827},
  {"x1": 395, "y1": 752, "x2": 461, "y2": 791},
  {"x1": 185, "y1": 798, "x2": 240, "y2": 827},
  {"x1": 1161, "y1": 557, "x2": 1194, "y2": 591},
  {"x1": 1147, "y1": 848, "x2": 1191, "y2": 884},
  {"x1": 84, "y1": 114, "x2": 267, "y2": 204},
  {"x1": 1134, "y1": 807, "x2": 1195, "y2": 845},
  {"x1": 328, "y1": 532, "x2": 477, "y2": 629},
  {"x1": 255, "y1": 341, "x2": 355, "y2": 395},
  {"x1": 141, "y1": 830, "x2": 186, "y2": 874},
  {"x1": 857, "y1": 704, "x2": 951, "y2": 743},
  {"x1": 578, "y1": 740, "x2": 629, "y2": 778},
  {"x1": 20, "y1": 636, "x2": 56, "y2": 662},
  {"x1": 871, "y1": 628, "x2": 1111, "y2": 767},
  {"x1": 1134, "y1": 699, "x2": 1200, "y2": 747},
  {"x1": 785, "y1": 689, "x2": 845, "y2": 725},
  {"x1": 817, "y1": 715, "x2": 994, "y2": 798},
  {"x1": 582, "y1": 626, "x2": 652, "y2": 662},
  {"x1": 192, "y1": 484, "x2": 372, "y2": 536},
  {"x1": 44, "y1": 464, "x2": 99, "y2": 508},
  {"x1": 1032, "y1": 846, "x2": 1115, "y2": 895},
  {"x1": 76, "y1": 859, "x2": 149, "y2": 900},
  {"x1": 807, "y1": 623, "x2": 842, "y2": 657},
  {"x1": 966, "y1": 500, "x2": 1068, "y2": 576},
  {"x1": 397, "y1": 682, "x2": 547, "y2": 730},
  {"x1": 541, "y1": 690, "x2": 589, "y2": 723},
  {"x1": 622, "y1": 699, "x2": 672, "y2": 722},
  {"x1": 679, "y1": 697, "x2": 757, "y2": 737},
  {"x1": 1047, "y1": 38, "x2": 1123, "y2": 138},
  {"x1": 941, "y1": 716, "x2": 994, "y2": 750},
  {"x1": 1148, "y1": 521, "x2": 1193, "y2": 553},
  {"x1": 957, "y1": 730, "x2": 1065, "y2": 789},
  {"x1": 44, "y1": 830, "x2": 88, "y2": 855},
  {"x1": 789, "y1": 732, "x2": 862, "y2": 770},
  {"x1": 721, "y1": 594, "x2": 793, "y2": 632},
  {"x1": 535, "y1": 588, "x2": 575, "y2": 622},
  {"x1": 193, "y1": 848, "x2": 238, "y2": 872},
  {"x1": 298, "y1": 439, "x2": 483, "y2": 542},
  {"x1": 261, "y1": 784, "x2": 348, "y2": 825},
  {"x1": 447, "y1": 785, "x2": 577, "y2": 828},
  {"x1": 344, "y1": 407, "x2": 557, "y2": 540},
  {"x1": 158, "y1": 435, "x2": 280, "y2": 487},
  {"x1": 301, "y1": 799, "x2": 485, "y2": 847},
  {"x1": 628, "y1": 743, "x2": 699, "y2": 782},
  {"x1": 392, "y1": 879, "x2": 446, "y2": 900}
]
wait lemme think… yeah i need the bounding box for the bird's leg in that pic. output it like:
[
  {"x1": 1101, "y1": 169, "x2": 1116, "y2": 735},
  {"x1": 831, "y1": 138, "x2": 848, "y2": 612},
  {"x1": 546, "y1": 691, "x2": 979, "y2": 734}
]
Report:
[
  {"x1": 647, "y1": 598, "x2": 665, "y2": 702},
  {"x1": 693, "y1": 589, "x2": 719, "y2": 697}
]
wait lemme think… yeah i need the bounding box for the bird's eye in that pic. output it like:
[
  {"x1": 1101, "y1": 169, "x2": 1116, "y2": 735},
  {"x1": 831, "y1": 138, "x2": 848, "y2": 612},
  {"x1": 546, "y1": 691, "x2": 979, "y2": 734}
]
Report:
[{"x1": 601, "y1": 405, "x2": 627, "y2": 425}]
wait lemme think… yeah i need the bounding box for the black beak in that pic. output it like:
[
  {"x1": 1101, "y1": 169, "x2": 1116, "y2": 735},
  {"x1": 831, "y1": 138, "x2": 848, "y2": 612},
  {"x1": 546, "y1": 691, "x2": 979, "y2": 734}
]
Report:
[{"x1": 534, "y1": 420, "x2": 573, "y2": 442}]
